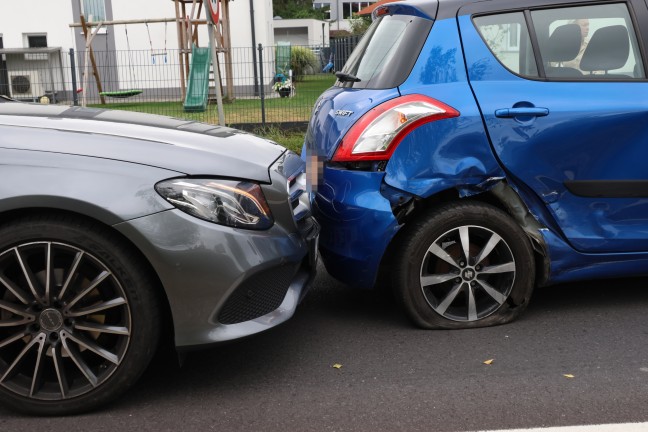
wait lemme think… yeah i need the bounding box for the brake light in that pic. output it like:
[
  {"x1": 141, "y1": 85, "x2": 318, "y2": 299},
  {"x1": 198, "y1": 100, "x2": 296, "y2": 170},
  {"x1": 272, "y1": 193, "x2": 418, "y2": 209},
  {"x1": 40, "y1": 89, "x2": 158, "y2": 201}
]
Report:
[
  {"x1": 375, "y1": 7, "x2": 390, "y2": 17},
  {"x1": 332, "y1": 95, "x2": 460, "y2": 162}
]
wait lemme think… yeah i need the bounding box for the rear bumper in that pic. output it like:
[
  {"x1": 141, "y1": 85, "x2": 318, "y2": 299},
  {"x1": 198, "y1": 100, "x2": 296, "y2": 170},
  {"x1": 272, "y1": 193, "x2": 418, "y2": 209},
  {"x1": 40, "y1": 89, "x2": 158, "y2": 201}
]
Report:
[{"x1": 313, "y1": 167, "x2": 401, "y2": 289}]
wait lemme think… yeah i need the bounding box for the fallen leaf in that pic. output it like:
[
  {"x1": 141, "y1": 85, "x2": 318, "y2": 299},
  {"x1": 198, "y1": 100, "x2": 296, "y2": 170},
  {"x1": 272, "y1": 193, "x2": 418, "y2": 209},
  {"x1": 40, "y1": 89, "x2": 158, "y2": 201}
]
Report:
[
  {"x1": 563, "y1": 374, "x2": 575, "y2": 379},
  {"x1": 332, "y1": 364, "x2": 343, "y2": 369},
  {"x1": 483, "y1": 359, "x2": 494, "y2": 365}
]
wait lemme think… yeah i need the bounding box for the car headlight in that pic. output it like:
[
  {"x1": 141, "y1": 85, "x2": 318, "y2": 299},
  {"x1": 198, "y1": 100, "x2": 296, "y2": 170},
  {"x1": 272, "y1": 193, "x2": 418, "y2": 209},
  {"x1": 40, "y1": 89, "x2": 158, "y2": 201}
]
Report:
[{"x1": 155, "y1": 179, "x2": 274, "y2": 230}]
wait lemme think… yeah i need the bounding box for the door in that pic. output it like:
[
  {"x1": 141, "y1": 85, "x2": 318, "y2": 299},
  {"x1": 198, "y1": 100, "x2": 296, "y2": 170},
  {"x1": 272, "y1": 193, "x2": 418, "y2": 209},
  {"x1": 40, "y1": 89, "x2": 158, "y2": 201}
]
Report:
[{"x1": 459, "y1": 0, "x2": 648, "y2": 253}]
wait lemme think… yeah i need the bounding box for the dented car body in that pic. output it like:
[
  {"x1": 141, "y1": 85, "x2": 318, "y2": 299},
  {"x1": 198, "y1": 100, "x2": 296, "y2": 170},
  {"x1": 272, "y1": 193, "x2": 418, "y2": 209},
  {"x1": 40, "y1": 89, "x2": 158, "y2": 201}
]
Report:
[{"x1": 305, "y1": 0, "x2": 648, "y2": 329}]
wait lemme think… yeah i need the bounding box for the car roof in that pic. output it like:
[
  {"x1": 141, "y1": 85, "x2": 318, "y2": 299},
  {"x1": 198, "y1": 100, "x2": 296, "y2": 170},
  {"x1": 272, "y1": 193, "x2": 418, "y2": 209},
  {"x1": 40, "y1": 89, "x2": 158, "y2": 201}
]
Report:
[{"x1": 433, "y1": 0, "x2": 622, "y2": 19}]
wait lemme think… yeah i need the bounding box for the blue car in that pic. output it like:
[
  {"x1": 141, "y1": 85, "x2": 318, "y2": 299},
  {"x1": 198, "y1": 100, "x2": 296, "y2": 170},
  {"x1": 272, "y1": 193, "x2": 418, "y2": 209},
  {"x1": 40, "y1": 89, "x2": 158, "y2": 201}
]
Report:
[{"x1": 305, "y1": 0, "x2": 648, "y2": 329}]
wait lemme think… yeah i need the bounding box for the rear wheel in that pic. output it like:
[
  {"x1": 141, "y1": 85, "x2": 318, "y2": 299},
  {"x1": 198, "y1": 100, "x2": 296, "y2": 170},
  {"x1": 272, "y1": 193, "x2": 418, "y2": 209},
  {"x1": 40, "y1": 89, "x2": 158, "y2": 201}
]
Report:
[
  {"x1": 395, "y1": 202, "x2": 535, "y2": 329},
  {"x1": 0, "y1": 216, "x2": 159, "y2": 415}
]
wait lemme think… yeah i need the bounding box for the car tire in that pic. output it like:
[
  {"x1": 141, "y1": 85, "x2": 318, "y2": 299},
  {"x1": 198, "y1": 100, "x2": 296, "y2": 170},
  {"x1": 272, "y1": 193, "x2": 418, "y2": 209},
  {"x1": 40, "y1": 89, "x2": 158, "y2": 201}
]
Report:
[
  {"x1": 0, "y1": 215, "x2": 160, "y2": 415},
  {"x1": 394, "y1": 202, "x2": 535, "y2": 329}
]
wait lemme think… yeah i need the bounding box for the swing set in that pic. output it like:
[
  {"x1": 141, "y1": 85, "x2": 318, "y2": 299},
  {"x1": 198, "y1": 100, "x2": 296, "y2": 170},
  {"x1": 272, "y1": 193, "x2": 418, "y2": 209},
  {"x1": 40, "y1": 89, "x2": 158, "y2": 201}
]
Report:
[
  {"x1": 100, "y1": 24, "x2": 144, "y2": 99},
  {"x1": 72, "y1": 15, "x2": 179, "y2": 105},
  {"x1": 69, "y1": 0, "x2": 234, "y2": 124},
  {"x1": 100, "y1": 22, "x2": 169, "y2": 98}
]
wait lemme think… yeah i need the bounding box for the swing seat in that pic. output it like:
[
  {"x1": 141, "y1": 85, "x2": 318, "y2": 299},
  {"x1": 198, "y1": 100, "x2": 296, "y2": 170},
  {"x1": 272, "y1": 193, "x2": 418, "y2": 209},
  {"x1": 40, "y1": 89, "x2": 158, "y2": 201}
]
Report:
[{"x1": 99, "y1": 89, "x2": 143, "y2": 99}]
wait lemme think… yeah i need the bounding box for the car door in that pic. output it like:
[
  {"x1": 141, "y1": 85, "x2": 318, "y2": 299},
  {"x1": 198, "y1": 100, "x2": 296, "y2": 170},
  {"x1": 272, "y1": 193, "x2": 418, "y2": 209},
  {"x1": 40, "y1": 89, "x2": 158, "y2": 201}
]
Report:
[{"x1": 458, "y1": 0, "x2": 648, "y2": 254}]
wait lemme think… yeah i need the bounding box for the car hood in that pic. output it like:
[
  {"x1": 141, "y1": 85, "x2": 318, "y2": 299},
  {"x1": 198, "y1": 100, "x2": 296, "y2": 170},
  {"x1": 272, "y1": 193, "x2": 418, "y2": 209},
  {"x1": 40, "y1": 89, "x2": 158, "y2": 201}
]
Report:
[{"x1": 0, "y1": 104, "x2": 286, "y2": 183}]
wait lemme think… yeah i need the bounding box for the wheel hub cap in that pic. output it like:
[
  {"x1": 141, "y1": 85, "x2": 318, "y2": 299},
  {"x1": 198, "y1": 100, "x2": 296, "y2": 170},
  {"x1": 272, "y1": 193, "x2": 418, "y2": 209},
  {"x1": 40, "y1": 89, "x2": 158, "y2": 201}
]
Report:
[
  {"x1": 39, "y1": 309, "x2": 63, "y2": 332},
  {"x1": 462, "y1": 268, "x2": 476, "y2": 281}
]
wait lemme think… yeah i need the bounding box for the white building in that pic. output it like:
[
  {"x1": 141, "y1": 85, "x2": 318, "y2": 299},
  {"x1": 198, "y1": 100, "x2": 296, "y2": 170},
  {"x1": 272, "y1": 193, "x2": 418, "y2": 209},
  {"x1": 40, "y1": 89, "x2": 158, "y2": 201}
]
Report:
[
  {"x1": 0, "y1": 0, "x2": 275, "y2": 102},
  {"x1": 273, "y1": 18, "x2": 330, "y2": 47}
]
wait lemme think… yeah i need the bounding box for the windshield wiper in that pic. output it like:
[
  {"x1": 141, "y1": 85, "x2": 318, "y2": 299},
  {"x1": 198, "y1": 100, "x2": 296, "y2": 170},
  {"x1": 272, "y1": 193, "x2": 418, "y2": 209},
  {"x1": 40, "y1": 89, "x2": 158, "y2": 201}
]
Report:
[{"x1": 335, "y1": 72, "x2": 362, "y2": 83}]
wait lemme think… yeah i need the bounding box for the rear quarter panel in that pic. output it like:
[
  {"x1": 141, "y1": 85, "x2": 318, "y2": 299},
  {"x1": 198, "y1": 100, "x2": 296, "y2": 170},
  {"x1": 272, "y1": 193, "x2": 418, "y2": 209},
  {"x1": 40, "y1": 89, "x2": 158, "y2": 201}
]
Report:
[{"x1": 389, "y1": 17, "x2": 505, "y2": 198}]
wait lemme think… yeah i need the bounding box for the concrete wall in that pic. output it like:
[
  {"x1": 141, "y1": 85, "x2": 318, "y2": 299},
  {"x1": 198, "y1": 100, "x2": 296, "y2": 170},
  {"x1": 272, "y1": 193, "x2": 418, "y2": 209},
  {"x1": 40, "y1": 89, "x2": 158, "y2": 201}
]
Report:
[
  {"x1": 273, "y1": 18, "x2": 329, "y2": 47},
  {"x1": 0, "y1": 1, "x2": 76, "y2": 50}
]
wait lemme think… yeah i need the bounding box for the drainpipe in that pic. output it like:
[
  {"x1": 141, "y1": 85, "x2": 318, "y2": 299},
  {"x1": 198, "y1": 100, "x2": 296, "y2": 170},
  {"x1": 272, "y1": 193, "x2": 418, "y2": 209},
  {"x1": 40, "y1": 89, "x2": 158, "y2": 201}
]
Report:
[{"x1": 249, "y1": 0, "x2": 259, "y2": 97}]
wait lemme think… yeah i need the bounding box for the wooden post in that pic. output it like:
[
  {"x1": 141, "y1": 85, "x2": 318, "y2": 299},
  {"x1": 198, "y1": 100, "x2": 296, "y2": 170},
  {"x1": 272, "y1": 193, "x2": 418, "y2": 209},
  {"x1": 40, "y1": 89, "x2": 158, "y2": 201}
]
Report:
[
  {"x1": 208, "y1": 23, "x2": 225, "y2": 126},
  {"x1": 192, "y1": 2, "x2": 203, "y2": 45},
  {"x1": 80, "y1": 15, "x2": 106, "y2": 105},
  {"x1": 182, "y1": 2, "x2": 191, "y2": 78},
  {"x1": 222, "y1": 0, "x2": 234, "y2": 100},
  {"x1": 175, "y1": 0, "x2": 187, "y2": 99}
]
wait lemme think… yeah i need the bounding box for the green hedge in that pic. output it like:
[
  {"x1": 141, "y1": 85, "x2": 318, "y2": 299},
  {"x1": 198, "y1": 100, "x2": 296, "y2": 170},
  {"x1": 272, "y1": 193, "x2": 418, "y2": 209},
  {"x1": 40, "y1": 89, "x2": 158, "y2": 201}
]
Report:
[{"x1": 291, "y1": 47, "x2": 319, "y2": 81}]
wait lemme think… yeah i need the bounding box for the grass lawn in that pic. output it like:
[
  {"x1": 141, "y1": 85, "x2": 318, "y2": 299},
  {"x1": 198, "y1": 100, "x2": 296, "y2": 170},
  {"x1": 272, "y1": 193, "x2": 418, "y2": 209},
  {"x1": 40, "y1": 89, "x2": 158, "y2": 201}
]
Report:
[
  {"x1": 91, "y1": 74, "x2": 336, "y2": 127},
  {"x1": 256, "y1": 127, "x2": 306, "y2": 153}
]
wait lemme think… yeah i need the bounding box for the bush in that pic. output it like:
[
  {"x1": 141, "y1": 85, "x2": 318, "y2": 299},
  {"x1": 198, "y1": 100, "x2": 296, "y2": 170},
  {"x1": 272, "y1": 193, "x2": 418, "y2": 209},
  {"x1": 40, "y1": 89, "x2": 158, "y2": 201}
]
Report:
[{"x1": 291, "y1": 47, "x2": 319, "y2": 81}]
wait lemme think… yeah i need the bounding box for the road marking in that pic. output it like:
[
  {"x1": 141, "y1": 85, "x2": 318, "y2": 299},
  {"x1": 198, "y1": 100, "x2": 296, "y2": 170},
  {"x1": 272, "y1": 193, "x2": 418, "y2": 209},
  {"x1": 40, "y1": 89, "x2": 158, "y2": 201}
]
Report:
[{"x1": 473, "y1": 423, "x2": 648, "y2": 432}]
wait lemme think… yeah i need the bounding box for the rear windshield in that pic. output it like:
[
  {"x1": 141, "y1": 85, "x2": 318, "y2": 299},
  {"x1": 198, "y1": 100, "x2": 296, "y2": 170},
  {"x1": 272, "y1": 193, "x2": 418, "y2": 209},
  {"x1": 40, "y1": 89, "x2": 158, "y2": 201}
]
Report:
[{"x1": 336, "y1": 14, "x2": 433, "y2": 89}]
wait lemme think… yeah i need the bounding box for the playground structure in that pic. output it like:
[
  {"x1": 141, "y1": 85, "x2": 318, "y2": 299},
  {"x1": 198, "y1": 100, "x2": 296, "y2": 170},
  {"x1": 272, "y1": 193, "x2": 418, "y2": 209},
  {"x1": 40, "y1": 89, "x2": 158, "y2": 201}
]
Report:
[{"x1": 69, "y1": 0, "x2": 234, "y2": 124}]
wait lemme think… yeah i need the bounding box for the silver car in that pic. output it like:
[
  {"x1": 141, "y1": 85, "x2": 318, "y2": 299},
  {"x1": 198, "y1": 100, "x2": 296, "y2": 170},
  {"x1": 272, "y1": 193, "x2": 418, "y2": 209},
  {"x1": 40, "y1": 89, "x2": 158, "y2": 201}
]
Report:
[{"x1": 0, "y1": 102, "x2": 318, "y2": 415}]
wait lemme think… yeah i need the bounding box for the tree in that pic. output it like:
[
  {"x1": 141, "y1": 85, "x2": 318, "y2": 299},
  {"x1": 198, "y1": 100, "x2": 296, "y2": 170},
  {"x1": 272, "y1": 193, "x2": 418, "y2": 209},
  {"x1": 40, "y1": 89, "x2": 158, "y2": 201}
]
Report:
[
  {"x1": 348, "y1": 15, "x2": 372, "y2": 35},
  {"x1": 272, "y1": 0, "x2": 329, "y2": 20}
]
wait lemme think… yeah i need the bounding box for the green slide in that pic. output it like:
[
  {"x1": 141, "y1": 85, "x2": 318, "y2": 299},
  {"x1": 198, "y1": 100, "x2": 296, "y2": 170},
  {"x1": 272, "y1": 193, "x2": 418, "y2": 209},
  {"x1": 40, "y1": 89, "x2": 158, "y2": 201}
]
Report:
[{"x1": 183, "y1": 44, "x2": 211, "y2": 113}]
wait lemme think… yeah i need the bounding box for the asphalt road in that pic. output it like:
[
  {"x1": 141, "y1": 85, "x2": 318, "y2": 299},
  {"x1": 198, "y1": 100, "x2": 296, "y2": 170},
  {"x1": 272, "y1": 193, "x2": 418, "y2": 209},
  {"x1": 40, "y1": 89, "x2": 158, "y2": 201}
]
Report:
[{"x1": 2, "y1": 265, "x2": 648, "y2": 431}]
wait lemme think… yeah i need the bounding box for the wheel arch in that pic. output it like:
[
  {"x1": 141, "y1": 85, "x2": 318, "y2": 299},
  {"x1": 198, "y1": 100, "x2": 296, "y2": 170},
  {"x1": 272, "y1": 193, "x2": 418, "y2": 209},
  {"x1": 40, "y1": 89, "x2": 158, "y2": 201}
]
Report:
[
  {"x1": 0, "y1": 207, "x2": 176, "y2": 349},
  {"x1": 378, "y1": 182, "x2": 550, "y2": 291}
]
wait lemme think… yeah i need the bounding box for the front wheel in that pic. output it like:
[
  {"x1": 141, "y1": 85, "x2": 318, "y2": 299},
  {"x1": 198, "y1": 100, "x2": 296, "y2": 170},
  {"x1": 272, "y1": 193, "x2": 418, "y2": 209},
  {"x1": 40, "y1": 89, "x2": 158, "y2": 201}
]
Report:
[
  {"x1": 394, "y1": 202, "x2": 535, "y2": 329},
  {"x1": 0, "y1": 216, "x2": 160, "y2": 415}
]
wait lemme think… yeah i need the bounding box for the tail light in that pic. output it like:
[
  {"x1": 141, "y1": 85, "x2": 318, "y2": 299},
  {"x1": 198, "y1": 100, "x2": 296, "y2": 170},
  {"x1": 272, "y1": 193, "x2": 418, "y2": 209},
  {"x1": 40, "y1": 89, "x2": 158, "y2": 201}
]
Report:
[{"x1": 332, "y1": 95, "x2": 460, "y2": 162}]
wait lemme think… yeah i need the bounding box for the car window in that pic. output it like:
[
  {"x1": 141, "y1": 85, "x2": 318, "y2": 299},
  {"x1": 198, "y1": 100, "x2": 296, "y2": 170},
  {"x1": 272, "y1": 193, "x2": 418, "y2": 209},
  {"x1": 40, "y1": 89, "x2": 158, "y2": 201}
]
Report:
[
  {"x1": 337, "y1": 14, "x2": 433, "y2": 89},
  {"x1": 532, "y1": 3, "x2": 645, "y2": 79},
  {"x1": 355, "y1": 18, "x2": 407, "y2": 80},
  {"x1": 474, "y1": 12, "x2": 539, "y2": 78}
]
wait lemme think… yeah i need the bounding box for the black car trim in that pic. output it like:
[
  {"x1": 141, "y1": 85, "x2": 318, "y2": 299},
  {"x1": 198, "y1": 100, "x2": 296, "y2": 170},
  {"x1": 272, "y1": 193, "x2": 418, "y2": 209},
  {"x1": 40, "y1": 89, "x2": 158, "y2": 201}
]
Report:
[{"x1": 564, "y1": 180, "x2": 648, "y2": 197}]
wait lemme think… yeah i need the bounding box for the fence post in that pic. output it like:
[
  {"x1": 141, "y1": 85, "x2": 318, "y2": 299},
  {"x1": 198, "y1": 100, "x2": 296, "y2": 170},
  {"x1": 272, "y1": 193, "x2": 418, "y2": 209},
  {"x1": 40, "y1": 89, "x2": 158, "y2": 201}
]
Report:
[
  {"x1": 69, "y1": 48, "x2": 79, "y2": 107},
  {"x1": 258, "y1": 43, "x2": 266, "y2": 128}
]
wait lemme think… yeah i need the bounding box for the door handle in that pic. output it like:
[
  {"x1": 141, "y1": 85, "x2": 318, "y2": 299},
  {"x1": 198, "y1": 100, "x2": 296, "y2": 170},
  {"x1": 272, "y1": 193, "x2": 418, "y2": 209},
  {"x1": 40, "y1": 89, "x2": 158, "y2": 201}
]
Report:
[{"x1": 495, "y1": 107, "x2": 549, "y2": 118}]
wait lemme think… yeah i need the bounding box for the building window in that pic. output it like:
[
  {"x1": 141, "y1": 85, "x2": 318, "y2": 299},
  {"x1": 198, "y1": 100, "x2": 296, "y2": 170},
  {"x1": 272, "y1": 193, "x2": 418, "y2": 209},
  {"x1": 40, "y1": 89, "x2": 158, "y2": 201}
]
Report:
[
  {"x1": 27, "y1": 35, "x2": 48, "y2": 48},
  {"x1": 23, "y1": 34, "x2": 48, "y2": 60},
  {"x1": 83, "y1": 0, "x2": 106, "y2": 21},
  {"x1": 342, "y1": 2, "x2": 373, "y2": 19}
]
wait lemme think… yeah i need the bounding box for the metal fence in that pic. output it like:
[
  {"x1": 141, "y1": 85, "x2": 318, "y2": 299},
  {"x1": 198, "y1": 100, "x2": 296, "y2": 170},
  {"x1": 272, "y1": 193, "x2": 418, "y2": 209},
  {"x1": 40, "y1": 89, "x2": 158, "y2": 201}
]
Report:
[{"x1": 0, "y1": 39, "x2": 360, "y2": 130}]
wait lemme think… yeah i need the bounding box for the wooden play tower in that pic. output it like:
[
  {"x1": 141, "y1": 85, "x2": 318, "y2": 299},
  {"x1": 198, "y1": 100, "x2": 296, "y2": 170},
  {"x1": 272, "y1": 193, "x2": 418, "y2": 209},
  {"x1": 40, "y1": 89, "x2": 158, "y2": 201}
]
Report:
[{"x1": 173, "y1": 0, "x2": 235, "y2": 102}]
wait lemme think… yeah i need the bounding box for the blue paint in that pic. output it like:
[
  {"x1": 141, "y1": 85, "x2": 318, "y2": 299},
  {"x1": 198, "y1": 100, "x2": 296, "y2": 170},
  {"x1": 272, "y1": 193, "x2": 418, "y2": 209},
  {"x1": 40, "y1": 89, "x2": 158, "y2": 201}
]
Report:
[{"x1": 305, "y1": 8, "x2": 648, "y2": 292}]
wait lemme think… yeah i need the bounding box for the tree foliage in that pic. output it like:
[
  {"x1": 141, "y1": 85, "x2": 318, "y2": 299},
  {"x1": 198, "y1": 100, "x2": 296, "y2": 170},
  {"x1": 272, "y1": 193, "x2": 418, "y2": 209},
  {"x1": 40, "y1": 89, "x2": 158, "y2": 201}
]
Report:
[
  {"x1": 291, "y1": 46, "x2": 319, "y2": 81},
  {"x1": 272, "y1": 0, "x2": 329, "y2": 20},
  {"x1": 348, "y1": 15, "x2": 372, "y2": 35}
]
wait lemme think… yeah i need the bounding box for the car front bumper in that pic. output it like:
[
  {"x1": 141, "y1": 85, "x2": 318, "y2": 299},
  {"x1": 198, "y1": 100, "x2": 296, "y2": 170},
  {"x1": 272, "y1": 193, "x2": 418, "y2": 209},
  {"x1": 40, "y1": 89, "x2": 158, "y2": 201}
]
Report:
[{"x1": 116, "y1": 208, "x2": 319, "y2": 348}]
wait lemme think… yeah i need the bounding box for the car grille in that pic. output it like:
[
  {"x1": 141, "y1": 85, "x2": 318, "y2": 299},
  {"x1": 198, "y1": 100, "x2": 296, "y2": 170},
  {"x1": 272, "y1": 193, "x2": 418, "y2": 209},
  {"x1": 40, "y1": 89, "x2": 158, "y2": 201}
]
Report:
[{"x1": 217, "y1": 264, "x2": 299, "y2": 325}]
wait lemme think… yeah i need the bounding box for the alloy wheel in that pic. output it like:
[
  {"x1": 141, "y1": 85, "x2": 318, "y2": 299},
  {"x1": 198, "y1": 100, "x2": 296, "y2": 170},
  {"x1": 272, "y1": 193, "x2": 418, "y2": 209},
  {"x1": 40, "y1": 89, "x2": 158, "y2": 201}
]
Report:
[
  {"x1": 419, "y1": 225, "x2": 516, "y2": 322},
  {"x1": 0, "y1": 241, "x2": 131, "y2": 401}
]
